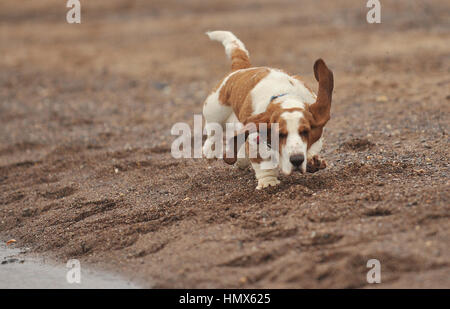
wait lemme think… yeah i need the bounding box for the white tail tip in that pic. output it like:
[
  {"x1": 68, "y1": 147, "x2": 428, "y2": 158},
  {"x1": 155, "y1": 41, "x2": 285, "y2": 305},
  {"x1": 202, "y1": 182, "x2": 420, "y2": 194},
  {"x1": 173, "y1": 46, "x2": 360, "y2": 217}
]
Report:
[{"x1": 206, "y1": 30, "x2": 249, "y2": 59}]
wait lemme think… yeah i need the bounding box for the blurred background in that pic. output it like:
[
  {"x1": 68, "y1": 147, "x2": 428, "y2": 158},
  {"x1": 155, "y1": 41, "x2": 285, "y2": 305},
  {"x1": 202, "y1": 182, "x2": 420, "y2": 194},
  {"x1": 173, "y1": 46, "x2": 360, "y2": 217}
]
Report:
[{"x1": 0, "y1": 0, "x2": 448, "y2": 150}]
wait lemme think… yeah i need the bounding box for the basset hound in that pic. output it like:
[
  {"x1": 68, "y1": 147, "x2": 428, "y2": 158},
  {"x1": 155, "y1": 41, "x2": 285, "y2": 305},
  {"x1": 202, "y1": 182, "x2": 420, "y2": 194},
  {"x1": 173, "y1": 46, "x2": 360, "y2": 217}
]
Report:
[{"x1": 202, "y1": 31, "x2": 333, "y2": 189}]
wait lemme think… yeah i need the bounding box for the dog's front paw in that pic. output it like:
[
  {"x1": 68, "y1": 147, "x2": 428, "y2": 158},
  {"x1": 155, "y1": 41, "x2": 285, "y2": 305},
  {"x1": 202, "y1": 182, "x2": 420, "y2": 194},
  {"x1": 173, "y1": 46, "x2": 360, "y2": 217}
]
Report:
[
  {"x1": 256, "y1": 177, "x2": 280, "y2": 190},
  {"x1": 306, "y1": 155, "x2": 327, "y2": 173}
]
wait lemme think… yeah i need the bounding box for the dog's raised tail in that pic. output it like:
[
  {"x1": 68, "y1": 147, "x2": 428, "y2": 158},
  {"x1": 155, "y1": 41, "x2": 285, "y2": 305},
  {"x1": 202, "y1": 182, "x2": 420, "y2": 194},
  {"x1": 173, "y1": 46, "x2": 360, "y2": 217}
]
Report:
[{"x1": 206, "y1": 31, "x2": 251, "y2": 71}]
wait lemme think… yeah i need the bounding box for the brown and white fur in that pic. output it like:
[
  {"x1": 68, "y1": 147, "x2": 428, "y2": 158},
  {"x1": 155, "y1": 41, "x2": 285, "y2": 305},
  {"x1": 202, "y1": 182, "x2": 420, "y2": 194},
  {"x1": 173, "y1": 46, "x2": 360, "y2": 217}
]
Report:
[{"x1": 203, "y1": 31, "x2": 333, "y2": 190}]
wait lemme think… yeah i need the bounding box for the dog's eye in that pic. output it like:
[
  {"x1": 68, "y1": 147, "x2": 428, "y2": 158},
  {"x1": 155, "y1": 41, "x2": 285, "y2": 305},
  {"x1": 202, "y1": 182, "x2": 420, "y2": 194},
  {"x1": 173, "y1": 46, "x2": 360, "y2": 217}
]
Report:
[{"x1": 279, "y1": 132, "x2": 287, "y2": 138}]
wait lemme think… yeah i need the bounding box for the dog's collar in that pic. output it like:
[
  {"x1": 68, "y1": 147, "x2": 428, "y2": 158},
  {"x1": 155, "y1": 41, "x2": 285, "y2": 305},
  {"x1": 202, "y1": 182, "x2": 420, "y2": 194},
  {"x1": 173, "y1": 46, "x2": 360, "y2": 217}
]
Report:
[{"x1": 270, "y1": 93, "x2": 288, "y2": 102}]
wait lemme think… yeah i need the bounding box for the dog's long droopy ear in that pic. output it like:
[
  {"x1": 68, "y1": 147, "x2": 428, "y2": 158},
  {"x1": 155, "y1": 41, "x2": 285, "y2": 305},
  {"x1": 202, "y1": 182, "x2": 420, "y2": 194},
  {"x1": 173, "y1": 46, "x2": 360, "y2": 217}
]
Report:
[{"x1": 310, "y1": 59, "x2": 334, "y2": 128}]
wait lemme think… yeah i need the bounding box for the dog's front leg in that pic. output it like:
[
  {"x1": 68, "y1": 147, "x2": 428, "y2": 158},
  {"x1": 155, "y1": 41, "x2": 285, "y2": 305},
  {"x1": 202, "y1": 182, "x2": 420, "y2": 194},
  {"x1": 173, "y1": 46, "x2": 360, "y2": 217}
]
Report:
[
  {"x1": 251, "y1": 160, "x2": 280, "y2": 190},
  {"x1": 235, "y1": 143, "x2": 250, "y2": 169},
  {"x1": 306, "y1": 137, "x2": 327, "y2": 173},
  {"x1": 306, "y1": 155, "x2": 327, "y2": 173}
]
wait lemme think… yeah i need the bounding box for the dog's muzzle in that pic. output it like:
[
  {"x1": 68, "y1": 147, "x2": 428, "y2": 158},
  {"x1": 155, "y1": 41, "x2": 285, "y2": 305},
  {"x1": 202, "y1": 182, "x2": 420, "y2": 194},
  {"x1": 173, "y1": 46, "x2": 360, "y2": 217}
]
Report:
[{"x1": 289, "y1": 154, "x2": 305, "y2": 168}]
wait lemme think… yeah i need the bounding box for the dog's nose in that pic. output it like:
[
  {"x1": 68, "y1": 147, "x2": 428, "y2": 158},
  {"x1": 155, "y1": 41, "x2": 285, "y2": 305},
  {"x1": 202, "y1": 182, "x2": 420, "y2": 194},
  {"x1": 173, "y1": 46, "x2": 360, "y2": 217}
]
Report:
[{"x1": 290, "y1": 154, "x2": 305, "y2": 167}]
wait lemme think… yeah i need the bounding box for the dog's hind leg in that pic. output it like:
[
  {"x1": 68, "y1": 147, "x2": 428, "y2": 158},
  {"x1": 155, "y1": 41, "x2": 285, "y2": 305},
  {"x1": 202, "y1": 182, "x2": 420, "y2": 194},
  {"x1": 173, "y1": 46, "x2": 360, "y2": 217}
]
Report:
[{"x1": 202, "y1": 89, "x2": 233, "y2": 159}]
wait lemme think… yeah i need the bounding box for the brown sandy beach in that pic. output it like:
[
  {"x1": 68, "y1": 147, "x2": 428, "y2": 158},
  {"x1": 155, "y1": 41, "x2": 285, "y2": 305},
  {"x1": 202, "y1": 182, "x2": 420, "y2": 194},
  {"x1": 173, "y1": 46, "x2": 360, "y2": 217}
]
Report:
[{"x1": 0, "y1": 0, "x2": 449, "y2": 288}]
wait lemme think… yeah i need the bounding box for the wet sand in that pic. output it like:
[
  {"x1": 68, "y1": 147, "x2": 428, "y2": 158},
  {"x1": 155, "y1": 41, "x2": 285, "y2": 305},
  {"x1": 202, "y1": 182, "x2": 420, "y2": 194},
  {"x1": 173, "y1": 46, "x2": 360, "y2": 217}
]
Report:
[{"x1": 0, "y1": 245, "x2": 139, "y2": 289}]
